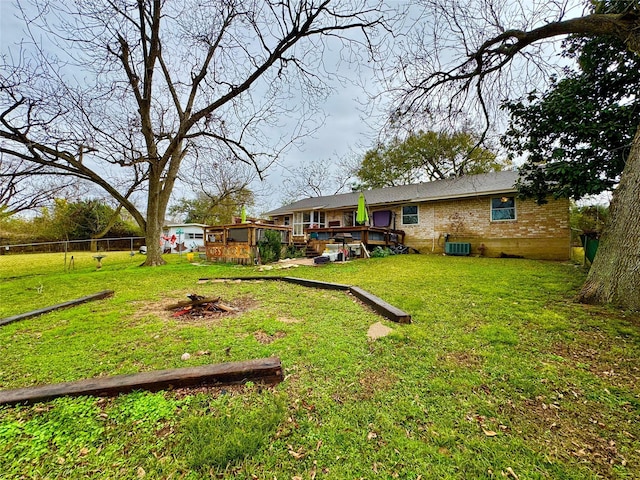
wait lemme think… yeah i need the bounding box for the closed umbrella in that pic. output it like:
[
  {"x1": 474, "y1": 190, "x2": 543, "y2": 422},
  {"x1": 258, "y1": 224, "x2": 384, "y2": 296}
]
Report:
[{"x1": 356, "y1": 193, "x2": 369, "y2": 225}]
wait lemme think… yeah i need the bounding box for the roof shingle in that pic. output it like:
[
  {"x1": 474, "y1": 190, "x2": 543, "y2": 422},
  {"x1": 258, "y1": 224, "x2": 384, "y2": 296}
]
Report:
[{"x1": 265, "y1": 170, "x2": 520, "y2": 216}]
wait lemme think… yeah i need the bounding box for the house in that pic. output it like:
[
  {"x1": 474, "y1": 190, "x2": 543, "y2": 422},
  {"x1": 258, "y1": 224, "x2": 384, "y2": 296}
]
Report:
[
  {"x1": 264, "y1": 171, "x2": 571, "y2": 260},
  {"x1": 162, "y1": 223, "x2": 207, "y2": 253}
]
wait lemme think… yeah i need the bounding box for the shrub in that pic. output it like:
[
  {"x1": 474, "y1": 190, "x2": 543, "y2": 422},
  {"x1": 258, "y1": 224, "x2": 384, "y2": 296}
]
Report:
[
  {"x1": 258, "y1": 230, "x2": 284, "y2": 264},
  {"x1": 370, "y1": 246, "x2": 392, "y2": 258}
]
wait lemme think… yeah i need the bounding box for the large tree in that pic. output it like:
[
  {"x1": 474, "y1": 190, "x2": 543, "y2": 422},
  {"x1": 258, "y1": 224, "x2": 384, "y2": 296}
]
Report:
[
  {"x1": 0, "y1": 0, "x2": 391, "y2": 266},
  {"x1": 355, "y1": 129, "x2": 505, "y2": 189},
  {"x1": 393, "y1": 0, "x2": 640, "y2": 309},
  {"x1": 502, "y1": 34, "x2": 640, "y2": 203}
]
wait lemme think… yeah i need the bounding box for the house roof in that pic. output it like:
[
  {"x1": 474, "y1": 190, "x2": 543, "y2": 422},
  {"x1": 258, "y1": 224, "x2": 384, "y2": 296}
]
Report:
[{"x1": 265, "y1": 170, "x2": 520, "y2": 217}]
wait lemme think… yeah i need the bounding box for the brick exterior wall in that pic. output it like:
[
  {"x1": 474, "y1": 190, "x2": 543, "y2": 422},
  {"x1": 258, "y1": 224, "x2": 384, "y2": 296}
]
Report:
[{"x1": 392, "y1": 196, "x2": 570, "y2": 260}]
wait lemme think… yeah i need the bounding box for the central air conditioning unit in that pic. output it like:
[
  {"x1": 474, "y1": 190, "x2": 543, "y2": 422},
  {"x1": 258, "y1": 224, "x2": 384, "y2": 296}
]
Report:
[{"x1": 445, "y1": 242, "x2": 471, "y2": 256}]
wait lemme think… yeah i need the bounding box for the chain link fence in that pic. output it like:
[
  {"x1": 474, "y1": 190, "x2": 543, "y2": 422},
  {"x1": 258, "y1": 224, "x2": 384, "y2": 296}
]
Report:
[{"x1": 1, "y1": 237, "x2": 146, "y2": 255}]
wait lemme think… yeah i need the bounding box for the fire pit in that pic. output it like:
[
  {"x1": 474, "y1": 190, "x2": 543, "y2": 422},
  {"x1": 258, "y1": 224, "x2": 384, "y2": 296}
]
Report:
[{"x1": 166, "y1": 294, "x2": 237, "y2": 319}]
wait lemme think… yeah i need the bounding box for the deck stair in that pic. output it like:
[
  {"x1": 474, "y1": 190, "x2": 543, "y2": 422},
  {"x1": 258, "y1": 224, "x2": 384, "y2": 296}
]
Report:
[{"x1": 304, "y1": 244, "x2": 318, "y2": 258}]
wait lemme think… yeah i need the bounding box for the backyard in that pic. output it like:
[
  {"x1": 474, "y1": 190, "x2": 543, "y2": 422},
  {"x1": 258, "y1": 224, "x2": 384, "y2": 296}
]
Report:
[{"x1": 0, "y1": 252, "x2": 638, "y2": 479}]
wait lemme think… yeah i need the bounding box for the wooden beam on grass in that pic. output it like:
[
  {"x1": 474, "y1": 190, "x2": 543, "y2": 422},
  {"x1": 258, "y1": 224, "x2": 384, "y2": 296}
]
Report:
[
  {"x1": 349, "y1": 286, "x2": 411, "y2": 324},
  {"x1": 0, "y1": 290, "x2": 114, "y2": 327},
  {"x1": 0, "y1": 357, "x2": 283, "y2": 406},
  {"x1": 196, "y1": 276, "x2": 411, "y2": 323},
  {"x1": 282, "y1": 277, "x2": 351, "y2": 291}
]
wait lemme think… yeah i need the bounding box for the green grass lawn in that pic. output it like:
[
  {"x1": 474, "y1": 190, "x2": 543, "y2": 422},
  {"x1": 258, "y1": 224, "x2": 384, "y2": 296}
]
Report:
[{"x1": 0, "y1": 251, "x2": 639, "y2": 479}]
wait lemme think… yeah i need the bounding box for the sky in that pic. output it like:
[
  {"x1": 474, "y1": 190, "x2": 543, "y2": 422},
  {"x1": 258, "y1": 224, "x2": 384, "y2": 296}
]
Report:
[{"x1": 0, "y1": 0, "x2": 393, "y2": 217}]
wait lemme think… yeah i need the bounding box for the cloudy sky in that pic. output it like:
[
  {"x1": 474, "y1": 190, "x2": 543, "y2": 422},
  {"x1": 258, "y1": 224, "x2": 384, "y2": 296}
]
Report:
[{"x1": 1, "y1": 1, "x2": 399, "y2": 217}]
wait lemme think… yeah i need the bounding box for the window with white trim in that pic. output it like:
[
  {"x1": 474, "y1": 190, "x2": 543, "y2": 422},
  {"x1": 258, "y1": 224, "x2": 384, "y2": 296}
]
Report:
[
  {"x1": 402, "y1": 205, "x2": 419, "y2": 225},
  {"x1": 293, "y1": 211, "x2": 326, "y2": 235},
  {"x1": 491, "y1": 196, "x2": 516, "y2": 221}
]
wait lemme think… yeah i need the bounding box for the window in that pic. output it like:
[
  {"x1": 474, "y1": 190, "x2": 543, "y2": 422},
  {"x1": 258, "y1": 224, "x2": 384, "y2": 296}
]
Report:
[
  {"x1": 227, "y1": 228, "x2": 248, "y2": 242},
  {"x1": 283, "y1": 216, "x2": 290, "y2": 226},
  {"x1": 187, "y1": 233, "x2": 204, "y2": 239},
  {"x1": 402, "y1": 205, "x2": 419, "y2": 225},
  {"x1": 343, "y1": 210, "x2": 355, "y2": 227},
  {"x1": 491, "y1": 196, "x2": 516, "y2": 221},
  {"x1": 293, "y1": 211, "x2": 325, "y2": 235}
]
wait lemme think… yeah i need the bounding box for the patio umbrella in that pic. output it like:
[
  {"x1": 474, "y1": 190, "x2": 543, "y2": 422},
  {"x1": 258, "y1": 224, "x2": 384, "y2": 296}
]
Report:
[
  {"x1": 356, "y1": 192, "x2": 369, "y2": 225},
  {"x1": 240, "y1": 205, "x2": 247, "y2": 223}
]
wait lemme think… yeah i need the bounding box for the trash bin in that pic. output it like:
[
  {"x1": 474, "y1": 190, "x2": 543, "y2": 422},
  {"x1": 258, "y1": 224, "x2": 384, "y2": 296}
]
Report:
[{"x1": 579, "y1": 234, "x2": 600, "y2": 264}]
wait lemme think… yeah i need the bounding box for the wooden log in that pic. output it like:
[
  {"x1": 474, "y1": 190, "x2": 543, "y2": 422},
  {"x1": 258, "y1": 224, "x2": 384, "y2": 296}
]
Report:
[
  {"x1": 198, "y1": 276, "x2": 278, "y2": 282},
  {"x1": 165, "y1": 297, "x2": 221, "y2": 310},
  {"x1": 282, "y1": 277, "x2": 351, "y2": 291},
  {"x1": 0, "y1": 357, "x2": 283, "y2": 406},
  {"x1": 349, "y1": 286, "x2": 412, "y2": 324},
  {"x1": 214, "y1": 302, "x2": 237, "y2": 312},
  {"x1": 0, "y1": 290, "x2": 114, "y2": 327}
]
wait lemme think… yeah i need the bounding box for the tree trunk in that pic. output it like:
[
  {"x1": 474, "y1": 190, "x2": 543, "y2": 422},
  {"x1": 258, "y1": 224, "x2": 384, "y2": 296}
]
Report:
[
  {"x1": 144, "y1": 216, "x2": 165, "y2": 266},
  {"x1": 577, "y1": 126, "x2": 640, "y2": 309},
  {"x1": 142, "y1": 166, "x2": 167, "y2": 267}
]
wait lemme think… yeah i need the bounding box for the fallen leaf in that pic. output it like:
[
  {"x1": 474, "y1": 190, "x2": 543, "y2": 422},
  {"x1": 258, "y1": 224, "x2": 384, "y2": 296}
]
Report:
[
  {"x1": 503, "y1": 467, "x2": 519, "y2": 479},
  {"x1": 367, "y1": 431, "x2": 378, "y2": 440},
  {"x1": 482, "y1": 428, "x2": 498, "y2": 437},
  {"x1": 137, "y1": 466, "x2": 146, "y2": 478},
  {"x1": 288, "y1": 449, "x2": 305, "y2": 460},
  {"x1": 78, "y1": 447, "x2": 89, "y2": 457}
]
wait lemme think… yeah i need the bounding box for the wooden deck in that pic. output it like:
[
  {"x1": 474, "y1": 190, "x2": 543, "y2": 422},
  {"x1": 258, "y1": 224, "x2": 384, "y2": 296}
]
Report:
[{"x1": 302, "y1": 225, "x2": 405, "y2": 257}]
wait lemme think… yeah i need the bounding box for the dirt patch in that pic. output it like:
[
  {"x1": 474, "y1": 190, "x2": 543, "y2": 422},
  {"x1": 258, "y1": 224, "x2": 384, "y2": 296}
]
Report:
[
  {"x1": 355, "y1": 368, "x2": 399, "y2": 401},
  {"x1": 277, "y1": 257, "x2": 316, "y2": 267},
  {"x1": 254, "y1": 330, "x2": 287, "y2": 344},
  {"x1": 277, "y1": 316, "x2": 302, "y2": 324},
  {"x1": 438, "y1": 350, "x2": 484, "y2": 369}
]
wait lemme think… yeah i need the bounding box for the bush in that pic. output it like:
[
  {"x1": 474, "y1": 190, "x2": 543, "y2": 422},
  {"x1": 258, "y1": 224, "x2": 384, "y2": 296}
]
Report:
[
  {"x1": 370, "y1": 246, "x2": 392, "y2": 258},
  {"x1": 258, "y1": 230, "x2": 284, "y2": 264},
  {"x1": 285, "y1": 244, "x2": 304, "y2": 258}
]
